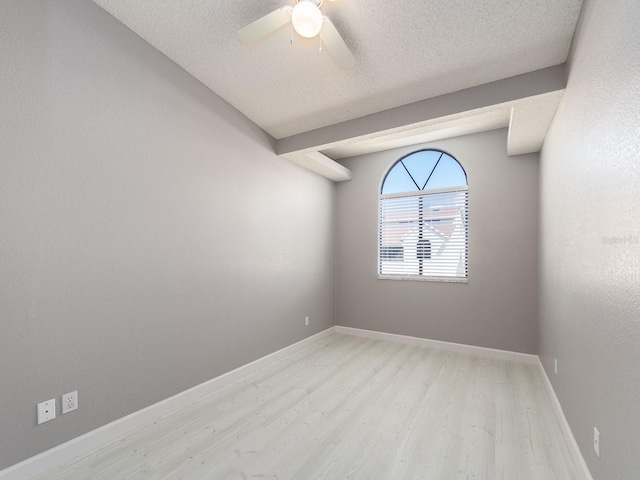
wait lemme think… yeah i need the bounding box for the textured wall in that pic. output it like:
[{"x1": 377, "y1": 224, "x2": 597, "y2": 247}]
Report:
[
  {"x1": 0, "y1": 0, "x2": 335, "y2": 470},
  {"x1": 538, "y1": 0, "x2": 640, "y2": 478},
  {"x1": 336, "y1": 129, "x2": 539, "y2": 354}
]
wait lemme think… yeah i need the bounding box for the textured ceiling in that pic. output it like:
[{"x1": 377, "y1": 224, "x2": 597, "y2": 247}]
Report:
[{"x1": 92, "y1": 0, "x2": 583, "y2": 140}]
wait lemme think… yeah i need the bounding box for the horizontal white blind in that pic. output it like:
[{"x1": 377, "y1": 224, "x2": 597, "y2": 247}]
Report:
[{"x1": 379, "y1": 188, "x2": 468, "y2": 280}]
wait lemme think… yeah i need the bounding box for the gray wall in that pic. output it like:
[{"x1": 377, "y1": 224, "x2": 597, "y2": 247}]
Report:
[
  {"x1": 336, "y1": 129, "x2": 539, "y2": 354},
  {"x1": 0, "y1": 0, "x2": 335, "y2": 470},
  {"x1": 538, "y1": 0, "x2": 640, "y2": 478}
]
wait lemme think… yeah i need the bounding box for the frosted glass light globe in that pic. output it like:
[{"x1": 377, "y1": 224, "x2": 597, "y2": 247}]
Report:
[{"x1": 291, "y1": 1, "x2": 323, "y2": 38}]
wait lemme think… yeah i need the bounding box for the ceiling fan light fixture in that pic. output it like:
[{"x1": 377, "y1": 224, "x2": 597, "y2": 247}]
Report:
[{"x1": 291, "y1": 1, "x2": 324, "y2": 38}]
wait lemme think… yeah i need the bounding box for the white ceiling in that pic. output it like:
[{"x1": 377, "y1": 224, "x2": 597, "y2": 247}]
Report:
[{"x1": 92, "y1": 0, "x2": 583, "y2": 140}]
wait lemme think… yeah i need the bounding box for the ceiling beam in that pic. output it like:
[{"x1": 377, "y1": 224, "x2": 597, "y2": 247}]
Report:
[
  {"x1": 507, "y1": 91, "x2": 564, "y2": 156},
  {"x1": 276, "y1": 64, "x2": 566, "y2": 156},
  {"x1": 279, "y1": 151, "x2": 352, "y2": 182}
]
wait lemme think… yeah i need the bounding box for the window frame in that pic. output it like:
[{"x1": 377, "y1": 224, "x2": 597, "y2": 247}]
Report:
[{"x1": 378, "y1": 149, "x2": 469, "y2": 283}]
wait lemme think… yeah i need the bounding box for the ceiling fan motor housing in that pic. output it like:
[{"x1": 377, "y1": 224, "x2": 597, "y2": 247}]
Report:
[
  {"x1": 291, "y1": 0, "x2": 325, "y2": 38},
  {"x1": 297, "y1": 0, "x2": 324, "y2": 7},
  {"x1": 237, "y1": 0, "x2": 354, "y2": 70}
]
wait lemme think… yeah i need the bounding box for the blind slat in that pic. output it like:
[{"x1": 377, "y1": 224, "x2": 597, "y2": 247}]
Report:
[{"x1": 379, "y1": 190, "x2": 468, "y2": 279}]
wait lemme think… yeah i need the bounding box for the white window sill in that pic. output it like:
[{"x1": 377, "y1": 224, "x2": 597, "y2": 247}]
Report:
[{"x1": 378, "y1": 275, "x2": 468, "y2": 283}]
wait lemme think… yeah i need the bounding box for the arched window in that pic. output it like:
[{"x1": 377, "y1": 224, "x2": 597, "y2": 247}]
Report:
[{"x1": 379, "y1": 149, "x2": 468, "y2": 281}]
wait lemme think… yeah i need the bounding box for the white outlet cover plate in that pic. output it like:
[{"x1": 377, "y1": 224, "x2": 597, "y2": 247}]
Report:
[
  {"x1": 62, "y1": 391, "x2": 78, "y2": 414},
  {"x1": 594, "y1": 427, "x2": 600, "y2": 457},
  {"x1": 37, "y1": 399, "x2": 56, "y2": 424}
]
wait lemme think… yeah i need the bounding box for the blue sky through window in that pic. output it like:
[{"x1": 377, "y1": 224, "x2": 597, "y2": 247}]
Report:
[{"x1": 381, "y1": 150, "x2": 466, "y2": 194}]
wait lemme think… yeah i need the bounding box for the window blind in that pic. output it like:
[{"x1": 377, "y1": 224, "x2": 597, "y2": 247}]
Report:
[{"x1": 378, "y1": 186, "x2": 468, "y2": 281}]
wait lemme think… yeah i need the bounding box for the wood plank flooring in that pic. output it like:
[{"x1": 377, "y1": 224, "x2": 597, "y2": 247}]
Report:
[{"x1": 34, "y1": 333, "x2": 584, "y2": 479}]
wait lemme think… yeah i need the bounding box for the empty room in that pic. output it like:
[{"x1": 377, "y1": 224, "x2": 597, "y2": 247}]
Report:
[{"x1": 1, "y1": 0, "x2": 638, "y2": 479}]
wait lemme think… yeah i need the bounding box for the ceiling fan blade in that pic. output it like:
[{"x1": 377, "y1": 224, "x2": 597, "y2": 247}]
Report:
[
  {"x1": 320, "y1": 17, "x2": 355, "y2": 70},
  {"x1": 237, "y1": 6, "x2": 292, "y2": 43}
]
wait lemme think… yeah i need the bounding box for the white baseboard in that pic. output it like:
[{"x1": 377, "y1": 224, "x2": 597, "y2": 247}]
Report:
[
  {"x1": 0, "y1": 327, "x2": 336, "y2": 480},
  {"x1": 336, "y1": 326, "x2": 592, "y2": 479},
  {"x1": 2, "y1": 326, "x2": 592, "y2": 480},
  {"x1": 334, "y1": 325, "x2": 539, "y2": 364},
  {"x1": 537, "y1": 358, "x2": 594, "y2": 480}
]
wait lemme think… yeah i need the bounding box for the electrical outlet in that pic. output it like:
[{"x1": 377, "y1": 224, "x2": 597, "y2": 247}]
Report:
[
  {"x1": 304, "y1": 316, "x2": 310, "y2": 326},
  {"x1": 37, "y1": 399, "x2": 56, "y2": 425},
  {"x1": 594, "y1": 427, "x2": 600, "y2": 457},
  {"x1": 62, "y1": 391, "x2": 78, "y2": 414},
  {"x1": 554, "y1": 358, "x2": 558, "y2": 375}
]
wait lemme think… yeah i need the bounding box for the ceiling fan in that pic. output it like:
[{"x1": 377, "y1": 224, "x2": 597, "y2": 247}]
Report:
[{"x1": 237, "y1": 0, "x2": 356, "y2": 71}]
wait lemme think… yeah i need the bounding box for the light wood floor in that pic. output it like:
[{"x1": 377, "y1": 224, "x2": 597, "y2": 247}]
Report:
[{"x1": 35, "y1": 333, "x2": 584, "y2": 480}]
